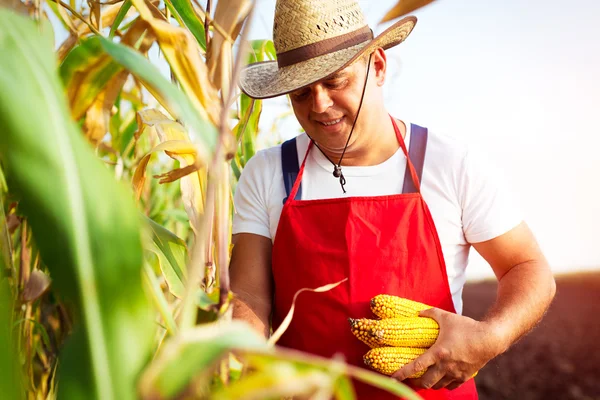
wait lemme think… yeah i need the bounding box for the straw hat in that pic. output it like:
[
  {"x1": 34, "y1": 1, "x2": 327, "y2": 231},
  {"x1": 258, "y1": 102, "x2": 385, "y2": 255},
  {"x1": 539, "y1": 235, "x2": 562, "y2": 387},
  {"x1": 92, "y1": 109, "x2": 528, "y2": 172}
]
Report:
[{"x1": 239, "y1": 0, "x2": 417, "y2": 99}]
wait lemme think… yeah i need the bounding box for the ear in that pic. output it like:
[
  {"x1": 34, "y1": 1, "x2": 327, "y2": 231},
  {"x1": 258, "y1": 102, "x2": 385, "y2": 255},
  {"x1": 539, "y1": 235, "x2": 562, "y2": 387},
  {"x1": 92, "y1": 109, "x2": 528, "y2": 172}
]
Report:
[{"x1": 372, "y1": 47, "x2": 387, "y2": 86}]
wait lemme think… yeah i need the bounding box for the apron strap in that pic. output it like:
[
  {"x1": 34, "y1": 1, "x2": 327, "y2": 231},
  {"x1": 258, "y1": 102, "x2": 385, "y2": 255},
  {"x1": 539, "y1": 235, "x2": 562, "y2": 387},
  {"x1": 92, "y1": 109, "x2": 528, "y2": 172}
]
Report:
[
  {"x1": 402, "y1": 124, "x2": 428, "y2": 194},
  {"x1": 280, "y1": 121, "x2": 428, "y2": 201},
  {"x1": 281, "y1": 137, "x2": 301, "y2": 204}
]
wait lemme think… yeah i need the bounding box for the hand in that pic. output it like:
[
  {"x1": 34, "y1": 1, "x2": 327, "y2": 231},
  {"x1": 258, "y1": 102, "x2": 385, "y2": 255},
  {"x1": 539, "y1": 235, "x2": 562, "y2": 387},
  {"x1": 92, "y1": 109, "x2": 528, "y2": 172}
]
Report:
[{"x1": 391, "y1": 307, "x2": 504, "y2": 390}]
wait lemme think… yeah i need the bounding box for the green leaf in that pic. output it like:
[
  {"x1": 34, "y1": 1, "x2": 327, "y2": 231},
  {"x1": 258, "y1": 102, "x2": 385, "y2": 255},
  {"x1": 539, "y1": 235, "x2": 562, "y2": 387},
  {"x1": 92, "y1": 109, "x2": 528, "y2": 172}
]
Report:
[
  {"x1": 145, "y1": 217, "x2": 218, "y2": 310},
  {"x1": 0, "y1": 9, "x2": 154, "y2": 400},
  {"x1": 334, "y1": 376, "x2": 357, "y2": 400},
  {"x1": 0, "y1": 277, "x2": 23, "y2": 400},
  {"x1": 100, "y1": 37, "x2": 218, "y2": 161},
  {"x1": 241, "y1": 349, "x2": 420, "y2": 400},
  {"x1": 146, "y1": 217, "x2": 188, "y2": 297},
  {"x1": 169, "y1": 0, "x2": 207, "y2": 50},
  {"x1": 109, "y1": 0, "x2": 132, "y2": 38},
  {"x1": 139, "y1": 321, "x2": 268, "y2": 399}
]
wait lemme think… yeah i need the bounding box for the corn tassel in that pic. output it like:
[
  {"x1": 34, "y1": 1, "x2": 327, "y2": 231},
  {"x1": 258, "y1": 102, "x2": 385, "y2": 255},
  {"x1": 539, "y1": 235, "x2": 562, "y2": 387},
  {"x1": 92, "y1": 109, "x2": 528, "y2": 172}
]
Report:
[
  {"x1": 363, "y1": 346, "x2": 427, "y2": 378},
  {"x1": 370, "y1": 295, "x2": 431, "y2": 319}
]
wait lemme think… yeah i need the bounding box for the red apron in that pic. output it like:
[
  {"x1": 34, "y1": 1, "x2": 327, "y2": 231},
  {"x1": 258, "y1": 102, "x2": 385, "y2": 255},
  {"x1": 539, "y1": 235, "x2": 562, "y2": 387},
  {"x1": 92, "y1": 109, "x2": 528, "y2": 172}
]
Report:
[{"x1": 271, "y1": 117, "x2": 477, "y2": 399}]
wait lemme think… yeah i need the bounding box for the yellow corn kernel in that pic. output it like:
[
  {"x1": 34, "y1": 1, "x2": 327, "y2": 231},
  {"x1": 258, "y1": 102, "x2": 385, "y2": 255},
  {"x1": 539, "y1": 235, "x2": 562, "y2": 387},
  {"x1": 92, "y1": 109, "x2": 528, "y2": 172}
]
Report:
[
  {"x1": 348, "y1": 318, "x2": 380, "y2": 348},
  {"x1": 370, "y1": 317, "x2": 439, "y2": 348},
  {"x1": 370, "y1": 295, "x2": 431, "y2": 319},
  {"x1": 363, "y1": 346, "x2": 427, "y2": 378}
]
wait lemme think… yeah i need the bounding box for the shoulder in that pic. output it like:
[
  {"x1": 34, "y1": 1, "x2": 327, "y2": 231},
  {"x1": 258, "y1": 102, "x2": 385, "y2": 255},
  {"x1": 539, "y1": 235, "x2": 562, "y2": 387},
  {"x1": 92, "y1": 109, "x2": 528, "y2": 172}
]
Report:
[{"x1": 422, "y1": 128, "x2": 470, "y2": 166}]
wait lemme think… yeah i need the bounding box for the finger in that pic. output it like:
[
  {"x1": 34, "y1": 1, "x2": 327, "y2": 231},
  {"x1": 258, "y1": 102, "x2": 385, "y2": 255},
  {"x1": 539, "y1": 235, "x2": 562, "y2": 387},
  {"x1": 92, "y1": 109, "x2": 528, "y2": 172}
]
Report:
[
  {"x1": 432, "y1": 376, "x2": 456, "y2": 390},
  {"x1": 446, "y1": 381, "x2": 465, "y2": 391},
  {"x1": 409, "y1": 363, "x2": 446, "y2": 390},
  {"x1": 418, "y1": 306, "x2": 443, "y2": 320},
  {"x1": 391, "y1": 351, "x2": 436, "y2": 382}
]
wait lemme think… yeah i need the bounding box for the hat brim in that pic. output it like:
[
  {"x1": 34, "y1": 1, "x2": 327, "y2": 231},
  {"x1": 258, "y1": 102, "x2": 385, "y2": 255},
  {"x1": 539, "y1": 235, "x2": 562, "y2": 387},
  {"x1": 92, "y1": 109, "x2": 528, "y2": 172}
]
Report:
[{"x1": 239, "y1": 16, "x2": 417, "y2": 100}]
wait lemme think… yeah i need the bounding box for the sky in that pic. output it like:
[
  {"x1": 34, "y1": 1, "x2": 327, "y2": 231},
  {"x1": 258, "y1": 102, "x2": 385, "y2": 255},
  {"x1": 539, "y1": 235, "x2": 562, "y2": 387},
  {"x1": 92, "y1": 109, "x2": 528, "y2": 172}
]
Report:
[{"x1": 247, "y1": 0, "x2": 600, "y2": 281}]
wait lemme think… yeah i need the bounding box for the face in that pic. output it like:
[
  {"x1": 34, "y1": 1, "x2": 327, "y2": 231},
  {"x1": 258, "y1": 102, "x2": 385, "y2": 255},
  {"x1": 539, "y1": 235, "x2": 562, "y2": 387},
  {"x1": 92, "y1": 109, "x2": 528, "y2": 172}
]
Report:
[{"x1": 288, "y1": 49, "x2": 387, "y2": 155}]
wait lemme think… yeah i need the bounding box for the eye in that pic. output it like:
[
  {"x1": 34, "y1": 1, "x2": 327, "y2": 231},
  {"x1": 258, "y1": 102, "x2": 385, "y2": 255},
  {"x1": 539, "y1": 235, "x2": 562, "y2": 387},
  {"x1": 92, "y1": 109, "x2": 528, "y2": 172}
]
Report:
[
  {"x1": 291, "y1": 89, "x2": 310, "y2": 101},
  {"x1": 325, "y1": 79, "x2": 348, "y2": 89}
]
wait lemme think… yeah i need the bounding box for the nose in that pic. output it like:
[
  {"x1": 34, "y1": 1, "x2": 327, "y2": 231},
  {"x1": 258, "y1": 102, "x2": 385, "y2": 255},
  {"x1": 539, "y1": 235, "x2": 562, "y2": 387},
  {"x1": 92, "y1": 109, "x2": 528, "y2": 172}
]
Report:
[{"x1": 311, "y1": 86, "x2": 333, "y2": 114}]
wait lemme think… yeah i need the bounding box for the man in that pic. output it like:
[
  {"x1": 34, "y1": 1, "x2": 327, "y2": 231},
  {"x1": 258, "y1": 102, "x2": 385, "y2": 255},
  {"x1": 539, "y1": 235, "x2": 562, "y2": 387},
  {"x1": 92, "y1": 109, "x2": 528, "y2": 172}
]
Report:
[{"x1": 231, "y1": 0, "x2": 556, "y2": 398}]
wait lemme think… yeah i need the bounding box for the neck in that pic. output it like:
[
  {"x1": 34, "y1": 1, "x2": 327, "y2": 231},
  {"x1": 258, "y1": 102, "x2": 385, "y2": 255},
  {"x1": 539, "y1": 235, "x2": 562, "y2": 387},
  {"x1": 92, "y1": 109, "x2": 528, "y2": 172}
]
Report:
[{"x1": 316, "y1": 111, "x2": 406, "y2": 167}]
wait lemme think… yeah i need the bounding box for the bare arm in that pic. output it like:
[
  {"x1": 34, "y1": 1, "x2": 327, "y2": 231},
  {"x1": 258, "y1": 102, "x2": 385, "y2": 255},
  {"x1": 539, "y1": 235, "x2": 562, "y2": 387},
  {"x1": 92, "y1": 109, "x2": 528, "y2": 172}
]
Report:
[
  {"x1": 230, "y1": 233, "x2": 273, "y2": 338},
  {"x1": 393, "y1": 222, "x2": 556, "y2": 389},
  {"x1": 472, "y1": 221, "x2": 556, "y2": 352}
]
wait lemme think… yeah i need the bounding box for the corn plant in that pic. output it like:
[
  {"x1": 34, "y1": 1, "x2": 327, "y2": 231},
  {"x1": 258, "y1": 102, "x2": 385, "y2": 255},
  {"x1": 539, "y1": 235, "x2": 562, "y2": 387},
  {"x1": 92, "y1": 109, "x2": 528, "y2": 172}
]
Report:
[{"x1": 0, "y1": 0, "x2": 431, "y2": 398}]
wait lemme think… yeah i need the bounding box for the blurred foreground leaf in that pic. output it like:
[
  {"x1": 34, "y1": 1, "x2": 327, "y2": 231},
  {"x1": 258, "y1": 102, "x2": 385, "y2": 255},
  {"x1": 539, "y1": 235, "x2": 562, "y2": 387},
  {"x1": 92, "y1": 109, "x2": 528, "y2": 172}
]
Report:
[
  {"x1": 0, "y1": 9, "x2": 154, "y2": 400},
  {"x1": 139, "y1": 321, "x2": 268, "y2": 399},
  {"x1": 0, "y1": 276, "x2": 23, "y2": 399}
]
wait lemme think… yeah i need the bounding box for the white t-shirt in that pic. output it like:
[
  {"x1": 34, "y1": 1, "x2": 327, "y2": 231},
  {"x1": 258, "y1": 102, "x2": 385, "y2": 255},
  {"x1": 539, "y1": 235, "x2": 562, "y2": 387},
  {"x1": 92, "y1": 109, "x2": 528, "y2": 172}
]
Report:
[{"x1": 232, "y1": 123, "x2": 522, "y2": 314}]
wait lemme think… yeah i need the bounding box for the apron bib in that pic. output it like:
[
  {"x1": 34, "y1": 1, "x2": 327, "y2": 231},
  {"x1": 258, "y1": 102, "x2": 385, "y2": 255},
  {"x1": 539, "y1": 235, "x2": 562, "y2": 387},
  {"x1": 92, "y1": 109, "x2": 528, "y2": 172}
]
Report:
[{"x1": 271, "y1": 117, "x2": 477, "y2": 399}]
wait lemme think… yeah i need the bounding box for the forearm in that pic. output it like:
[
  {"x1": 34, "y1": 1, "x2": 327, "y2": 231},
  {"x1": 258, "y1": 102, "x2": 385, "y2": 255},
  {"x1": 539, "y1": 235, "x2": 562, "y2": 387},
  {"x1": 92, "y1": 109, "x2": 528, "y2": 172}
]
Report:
[
  {"x1": 232, "y1": 292, "x2": 271, "y2": 339},
  {"x1": 483, "y1": 259, "x2": 556, "y2": 355}
]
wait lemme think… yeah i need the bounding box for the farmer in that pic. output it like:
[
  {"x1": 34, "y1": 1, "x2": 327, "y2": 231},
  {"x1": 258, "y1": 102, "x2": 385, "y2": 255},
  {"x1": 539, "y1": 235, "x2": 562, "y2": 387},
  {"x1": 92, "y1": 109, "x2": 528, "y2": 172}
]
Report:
[{"x1": 230, "y1": 0, "x2": 556, "y2": 398}]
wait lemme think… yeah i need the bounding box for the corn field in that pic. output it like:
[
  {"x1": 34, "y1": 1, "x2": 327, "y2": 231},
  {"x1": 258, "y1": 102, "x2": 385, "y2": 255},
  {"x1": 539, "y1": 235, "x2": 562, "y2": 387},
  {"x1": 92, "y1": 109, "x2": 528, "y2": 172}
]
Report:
[{"x1": 0, "y1": 0, "x2": 432, "y2": 398}]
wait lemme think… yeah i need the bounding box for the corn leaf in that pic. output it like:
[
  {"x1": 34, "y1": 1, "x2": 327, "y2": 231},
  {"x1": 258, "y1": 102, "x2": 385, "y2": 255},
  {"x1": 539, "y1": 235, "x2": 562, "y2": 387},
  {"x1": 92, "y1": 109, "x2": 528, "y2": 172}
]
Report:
[
  {"x1": 109, "y1": 0, "x2": 132, "y2": 38},
  {"x1": 130, "y1": 0, "x2": 222, "y2": 126},
  {"x1": 207, "y1": 0, "x2": 252, "y2": 93},
  {"x1": 241, "y1": 349, "x2": 420, "y2": 400},
  {"x1": 60, "y1": 36, "x2": 122, "y2": 120},
  {"x1": 169, "y1": 0, "x2": 207, "y2": 50},
  {"x1": 380, "y1": 0, "x2": 436, "y2": 23},
  {"x1": 333, "y1": 376, "x2": 357, "y2": 400},
  {"x1": 146, "y1": 216, "x2": 188, "y2": 297},
  {"x1": 100, "y1": 38, "x2": 218, "y2": 162},
  {"x1": 0, "y1": 277, "x2": 23, "y2": 400},
  {"x1": 145, "y1": 217, "x2": 218, "y2": 310},
  {"x1": 0, "y1": 9, "x2": 154, "y2": 400},
  {"x1": 134, "y1": 109, "x2": 207, "y2": 236},
  {"x1": 138, "y1": 321, "x2": 268, "y2": 399},
  {"x1": 269, "y1": 278, "x2": 348, "y2": 345},
  {"x1": 212, "y1": 365, "x2": 334, "y2": 400}
]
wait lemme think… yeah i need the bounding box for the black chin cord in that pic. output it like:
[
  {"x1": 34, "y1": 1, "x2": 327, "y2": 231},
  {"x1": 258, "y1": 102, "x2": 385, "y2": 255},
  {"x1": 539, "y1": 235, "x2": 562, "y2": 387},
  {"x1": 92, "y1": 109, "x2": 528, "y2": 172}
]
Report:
[{"x1": 309, "y1": 54, "x2": 373, "y2": 193}]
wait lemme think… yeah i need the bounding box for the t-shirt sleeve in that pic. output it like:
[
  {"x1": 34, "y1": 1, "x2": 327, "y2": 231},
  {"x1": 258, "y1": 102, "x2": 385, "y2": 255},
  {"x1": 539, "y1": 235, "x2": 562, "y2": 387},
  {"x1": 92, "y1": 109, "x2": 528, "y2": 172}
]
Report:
[
  {"x1": 459, "y1": 145, "x2": 524, "y2": 243},
  {"x1": 232, "y1": 150, "x2": 274, "y2": 239}
]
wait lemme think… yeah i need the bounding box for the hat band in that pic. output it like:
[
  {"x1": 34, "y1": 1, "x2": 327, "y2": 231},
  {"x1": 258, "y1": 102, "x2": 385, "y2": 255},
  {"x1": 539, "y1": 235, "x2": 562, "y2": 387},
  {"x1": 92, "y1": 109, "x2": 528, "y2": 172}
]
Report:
[{"x1": 277, "y1": 25, "x2": 373, "y2": 68}]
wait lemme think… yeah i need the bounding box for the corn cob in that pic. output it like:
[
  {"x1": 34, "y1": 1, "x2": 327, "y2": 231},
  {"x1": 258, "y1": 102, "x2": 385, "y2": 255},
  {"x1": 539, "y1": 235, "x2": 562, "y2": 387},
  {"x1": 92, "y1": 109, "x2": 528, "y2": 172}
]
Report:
[
  {"x1": 363, "y1": 346, "x2": 427, "y2": 378},
  {"x1": 370, "y1": 317, "x2": 439, "y2": 348},
  {"x1": 348, "y1": 318, "x2": 380, "y2": 348},
  {"x1": 370, "y1": 295, "x2": 431, "y2": 319}
]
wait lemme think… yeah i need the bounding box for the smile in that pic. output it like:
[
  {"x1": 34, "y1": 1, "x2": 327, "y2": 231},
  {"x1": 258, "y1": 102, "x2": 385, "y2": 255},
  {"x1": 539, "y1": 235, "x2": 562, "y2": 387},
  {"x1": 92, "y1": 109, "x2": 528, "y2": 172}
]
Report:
[{"x1": 320, "y1": 117, "x2": 343, "y2": 126}]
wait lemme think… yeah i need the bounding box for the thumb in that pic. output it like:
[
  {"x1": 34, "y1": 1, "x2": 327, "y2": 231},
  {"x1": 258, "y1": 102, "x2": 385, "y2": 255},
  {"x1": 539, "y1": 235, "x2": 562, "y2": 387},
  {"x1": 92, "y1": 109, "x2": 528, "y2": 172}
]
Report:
[{"x1": 418, "y1": 306, "x2": 442, "y2": 320}]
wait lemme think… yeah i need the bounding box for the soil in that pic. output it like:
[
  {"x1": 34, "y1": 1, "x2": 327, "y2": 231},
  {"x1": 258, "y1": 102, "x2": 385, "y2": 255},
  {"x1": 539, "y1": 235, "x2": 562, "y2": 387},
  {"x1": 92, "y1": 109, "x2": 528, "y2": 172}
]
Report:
[{"x1": 461, "y1": 271, "x2": 600, "y2": 400}]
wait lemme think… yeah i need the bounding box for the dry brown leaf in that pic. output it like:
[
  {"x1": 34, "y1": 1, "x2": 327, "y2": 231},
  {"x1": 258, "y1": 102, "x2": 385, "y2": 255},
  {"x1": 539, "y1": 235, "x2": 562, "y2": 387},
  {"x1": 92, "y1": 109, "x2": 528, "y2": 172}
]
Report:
[
  {"x1": 206, "y1": 0, "x2": 252, "y2": 94},
  {"x1": 76, "y1": 2, "x2": 135, "y2": 36},
  {"x1": 56, "y1": 0, "x2": 78, "y2": 33},
  {"x1": 132, "y1": 139, "x2": 197, "y2": 198},
  {"x1": 154, "y1": 163, "x2": 198, "y2": 184},
  {"x1": 57, "y1": 33, "x2": 79, "y2": 62},
  {"x1": 134, "y1": 109, "x2": 206, "y2": 233},
  {"x1": 23, "y1": 270, "x2": 52, "y2": 303},
  {"x1": 380, "y1": 0, "x2": 436, "y2": 23},
  {"x1": 130, "y1": 0, "x2": 222, "y2": 126},
  {"x1": 83, "y1": 70, "x2": 129, "y2": 144},
  {"x1": 268, "y1": 278, "x2": 349, "y2": 346}
]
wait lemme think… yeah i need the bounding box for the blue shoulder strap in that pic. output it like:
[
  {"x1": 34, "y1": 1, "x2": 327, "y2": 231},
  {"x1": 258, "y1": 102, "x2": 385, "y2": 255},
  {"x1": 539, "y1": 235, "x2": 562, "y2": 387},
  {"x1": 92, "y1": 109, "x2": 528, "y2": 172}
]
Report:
[
  {"x1": 402, "y1": 124, "x2": 428, "y2": 194},
  {"x1": 281, "y1": 137, "x2": 301, "y2": 203}
]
